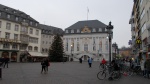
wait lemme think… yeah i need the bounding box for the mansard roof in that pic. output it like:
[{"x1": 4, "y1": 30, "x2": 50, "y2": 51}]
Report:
[
  {"x1": 0, "y1": 4, "x2": 39, "y2": 27},
  {"x1": 64, "y1": 20, "x2": 107, "y2": 34},
  {"x1": 66, "y1": 20, "x2": 107, "y2": 29},
  {"x1": 39, "y1": 24, "x2": 64, "y2": 35}
]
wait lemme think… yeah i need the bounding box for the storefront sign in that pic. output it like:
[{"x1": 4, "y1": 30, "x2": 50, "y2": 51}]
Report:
[{"x1": 136, "y1": 39, "x2": 141, "y2": 44}]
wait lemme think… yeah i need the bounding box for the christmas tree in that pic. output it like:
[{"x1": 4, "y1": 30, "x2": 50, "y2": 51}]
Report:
[{"x1": 49, "y1": 34, "x2": 64, "y2": 62}]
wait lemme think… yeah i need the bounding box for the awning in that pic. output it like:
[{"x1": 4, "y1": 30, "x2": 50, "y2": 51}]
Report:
[{"x1": 29, "y1": 52, "x2": 48, "y2": 57}]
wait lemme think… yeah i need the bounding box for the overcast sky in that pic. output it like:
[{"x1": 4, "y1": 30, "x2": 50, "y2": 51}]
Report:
[{"x1": 0, "y1": 0, "x2": 133, "y2": 48}]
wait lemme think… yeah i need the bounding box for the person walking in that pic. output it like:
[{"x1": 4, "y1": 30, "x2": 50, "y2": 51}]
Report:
[
  {"x1": 140, "y1": 59, "x2": 145, "y2": 77},
  {"x1": 41, "y1": 59, "x2": 46, "y2": 74},
  {"x1": 45, "y1": 58, "x2": 49, "y2": 73},
  {"x1": 88, "y1": 57, "x2": 92, "y2": 68},
  {"x1": 144, "y1": 58, "x2": 150, "y2": 79},
  {"x1": 79, "y1": 58, "x2": 82, "y2": 63},
  {"x1": 3, "y1": 57, "x2": 9, "y2": 68}
]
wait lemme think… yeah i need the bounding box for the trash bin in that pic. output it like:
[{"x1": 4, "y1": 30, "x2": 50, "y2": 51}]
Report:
[{"x1": 0, "y1": 67, "x2": 2, "y2": 79}]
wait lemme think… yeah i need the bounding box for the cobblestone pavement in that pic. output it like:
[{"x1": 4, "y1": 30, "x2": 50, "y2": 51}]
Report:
[{"x1": 0, "y1": 62, "x2": 150, "y2": 84}]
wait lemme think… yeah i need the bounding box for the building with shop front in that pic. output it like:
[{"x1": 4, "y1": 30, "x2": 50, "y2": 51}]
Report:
[
  {"x1": 63, "y1": 20, "x2": 112, "y2": 61},
  {"x1": 129, "y1": 0, "x2": 150, "y2": 62},
  {"x1": 0, "y1": 4, "x2": 41, "y2": 62}
]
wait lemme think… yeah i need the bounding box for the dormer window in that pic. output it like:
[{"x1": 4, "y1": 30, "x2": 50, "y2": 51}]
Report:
[
  {"x1": 13, "y1": 11, "x2": 16, "y2": 13},
  {"x1": 65, "y1": 30, "x2": 68, "y2": 33},
  {"x1": 15, "y1": 17, "x2": 18, "y2": 21},
  {"x1": 7, "y1": 14, "x2": 10, "y2": 19},
  {"x1": 99, "y1": 28, "x2": 102, "y2": 32},
  {"x1": 30, "y1": 21, "x2": 32, "y2": 25},
  {"x1": 92, "y1": 28, "x2": 96, "y2": 32},
  {"x1": 71, "y1": 29, "x2": 74, "y2": 33},
  {"x1": 5, "y1": 8, "x2": 8, "y2": 11},
  {"x1": 35, "y1": 23, "x2": 38, "y2": 26},
  {"x1": 23, "y1": 19, "x2": 26, "y2": 22},
  {"x1": 105, "y1": 28, "x2": 107, "y2": 31},
  {"x1": 77, "y1": 29, "x2": 80, "y2": 33}
]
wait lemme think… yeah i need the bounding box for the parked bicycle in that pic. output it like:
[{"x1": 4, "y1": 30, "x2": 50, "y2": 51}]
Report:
[{"x1": 97, "y1": 64, "x2": 121, "y2": 80}]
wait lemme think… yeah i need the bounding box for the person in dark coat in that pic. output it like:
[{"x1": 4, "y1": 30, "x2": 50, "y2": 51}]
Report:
[
  {"x1": 3, "y1": 57, "x2": 9, "y2": 68},
  {"x1": 144, "y1": 58, "x2": 150, "y2": 79},
  {"x1": 41, "y1": 59, "x2": 46, "y2": 73},
  {"x1": 79, "y1": 58, "x2": 82, "y2": 63},
  {"x1": 45, "y1": 58, "x2": 49, "y2": 72}
]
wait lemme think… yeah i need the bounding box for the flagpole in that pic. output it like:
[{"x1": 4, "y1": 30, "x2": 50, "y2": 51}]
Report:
[{"x1": 87, "y1": 7, "x2": 89, "y2": 20}]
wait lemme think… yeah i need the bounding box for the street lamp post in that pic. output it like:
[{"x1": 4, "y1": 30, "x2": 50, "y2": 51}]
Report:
[
  {"x1": 113, "y1": 42, "x2": 118, "y2": 60},
  {"x1": 106, "y1": 21, "x2": 114, "y2": 67},
  {"x1": 71, "y1": 44, "x2": 73, "y2": 61}
]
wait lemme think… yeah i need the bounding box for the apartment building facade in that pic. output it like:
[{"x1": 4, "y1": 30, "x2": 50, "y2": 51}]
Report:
[
  {"x1": 63, "y1": 20, "x2": 112, "y2": 61},
  {"x1": 0, "y1": 4, "x2": 41, "y2": 62},
  {"x1": 39, "y1": 24, "x2": 63, "y2": 57},
  {"x1": 129, "y1": 0, "x2": 150, "y2": 61}
]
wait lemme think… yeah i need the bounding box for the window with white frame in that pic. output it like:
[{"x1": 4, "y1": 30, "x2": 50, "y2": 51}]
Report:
[
  {"x1": 12, "y1": 44, "x2": 18, "y2": 49},
  {"x1": 14, "y1": 34, "x2": 18, "y2": 40},
  {"x1": 5, "y1": 32, "x2": 10, "y2": 39},
  {"x1": 99, "y1": 28, "x2": 102, "y2": 32},
  {"x1": 92, "y1": 28, "x2": 96, "y2": 32},
  {"x1": 30, "y1": 21, "x2": 32, "y2": 25},
  {"x1": 35, "y1": 23, "x2": 38, "y2": 26},
  {"x1": 3, "y1": 43, "x2": 10, "y2": 49},
  {"x1": 105, "y1": 40, "x2": 108, "y2": 51},
  {"x1": 23, "y1": 19, "x2": 26, "y2": 22},
  {"x1": 34, "y1": 47, "x2": 38, "y2": 51},
  {"x1": 105, "y1": 28, "x2": 107, "y2": 32},
  {"x1": 15, "y1": 25, "x2": 19, "y2": 31},
  {"x1": 71, "y1": 29, "x2": 74, "y2": 33},
  {"x1": 7, "y1": 14, "x2": 10, "y2": 19},
  {"x1": 77, "y1": 42, "x2": 80, "y2": 51},
  {"x1": 30, "y1": 28, "x2": 33, "y2": 34},
  {"x1": 0, "y1": 21, "x2": 1, "y2": 28},
  {"x1": 65, "y1": 30, "x2": 68, "y2": 33},
  {"x1": 36, "y1": 30, "x2": 39, "y2": 35},
  {"x1": 28, "y1": 46, "x2": 32, "y2": 51},
  {"x1": 6, "y1": 23, "x2": 11, "y2": 30},
  {"x1": 84, "y1": 44, "x2": 88, "y2": 51},
  {"x1": 140, "y1": 8, "x2": 145, "y2": 20},
  {"x1": 77, "y1": 29, "x2": 80, "y2": 33}
]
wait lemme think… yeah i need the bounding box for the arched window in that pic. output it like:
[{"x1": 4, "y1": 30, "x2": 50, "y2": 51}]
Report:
[
  {"x1": 28, "y1": 46, "x2": 32, "y2": 51},
  {"x1": 34, "y1": 46, "x2": 38, "y2": 51}
]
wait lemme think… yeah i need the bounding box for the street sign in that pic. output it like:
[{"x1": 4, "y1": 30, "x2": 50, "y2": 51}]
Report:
[{"x1": 136, "y1": 39, "x2": 141, "y2": 44}]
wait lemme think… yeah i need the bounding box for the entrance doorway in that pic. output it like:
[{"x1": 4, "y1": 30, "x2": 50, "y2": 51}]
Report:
[
  {"x1": 83, "y1": 55, "x2": 89, "y2": 61},
  {"x1": 11, "y1": 52, "x2": 17, "y2": 62}
]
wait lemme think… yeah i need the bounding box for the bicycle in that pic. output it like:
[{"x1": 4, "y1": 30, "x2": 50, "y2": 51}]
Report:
[{"x1": 97, "y1": 64, "x2": 121, "y2": 80}]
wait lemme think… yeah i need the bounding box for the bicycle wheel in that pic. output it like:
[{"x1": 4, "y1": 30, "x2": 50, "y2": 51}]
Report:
[
  {"x1": 97, "y1": 71, "x2": 106, "y2": 80},
  {"x1": 111, "y1": 71, "x2": 121, "y2": 80}
]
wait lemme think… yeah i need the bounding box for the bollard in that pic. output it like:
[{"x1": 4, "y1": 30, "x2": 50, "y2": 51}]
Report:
[{"x1": 0, "y1": 67, "x2": 2, "y2": 79}]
